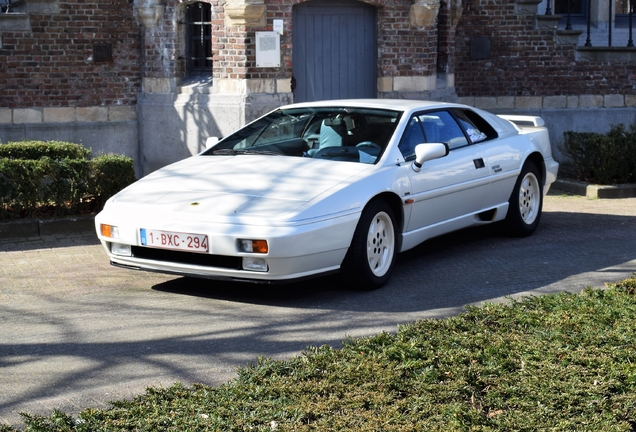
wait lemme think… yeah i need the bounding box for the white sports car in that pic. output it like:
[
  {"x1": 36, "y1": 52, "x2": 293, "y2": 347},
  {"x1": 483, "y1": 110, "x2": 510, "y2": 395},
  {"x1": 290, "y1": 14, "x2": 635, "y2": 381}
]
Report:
[{"x1": 96, "y1": 99, "x2": 558, "y2": 289}]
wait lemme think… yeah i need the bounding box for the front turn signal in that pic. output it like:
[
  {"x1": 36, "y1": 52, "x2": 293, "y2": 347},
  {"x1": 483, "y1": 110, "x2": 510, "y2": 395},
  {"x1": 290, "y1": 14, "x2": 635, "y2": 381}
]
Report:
[
  {"x1": 238, "y1": 239, "x2": 269, "y2": 254},
  {"x1": 100, "y1": 224, "x2": 119, "y2": 239}
]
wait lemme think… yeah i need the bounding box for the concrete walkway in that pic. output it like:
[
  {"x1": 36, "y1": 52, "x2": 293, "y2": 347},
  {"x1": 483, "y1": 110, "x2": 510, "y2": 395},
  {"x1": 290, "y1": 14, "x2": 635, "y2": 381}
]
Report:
[{"x1": 1, "y1": 192, "x2": 635, "y2": 427}]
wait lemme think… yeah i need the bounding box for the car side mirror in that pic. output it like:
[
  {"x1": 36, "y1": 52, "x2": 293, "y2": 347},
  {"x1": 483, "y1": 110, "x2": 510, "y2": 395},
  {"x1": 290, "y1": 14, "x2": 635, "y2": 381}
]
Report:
[
  {"x1": 411, "y1": 143, "x2": 449, "y2": 172},
  {"x1": 206, "y1": 137, "x2": 219, "y2": 149}
]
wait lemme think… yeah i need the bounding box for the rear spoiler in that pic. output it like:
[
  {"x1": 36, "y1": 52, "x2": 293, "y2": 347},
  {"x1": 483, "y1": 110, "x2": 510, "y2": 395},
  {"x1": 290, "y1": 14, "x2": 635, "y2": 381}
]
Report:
[{"x1": 498, "y1": 114, "x2": 545, "y2": 128}]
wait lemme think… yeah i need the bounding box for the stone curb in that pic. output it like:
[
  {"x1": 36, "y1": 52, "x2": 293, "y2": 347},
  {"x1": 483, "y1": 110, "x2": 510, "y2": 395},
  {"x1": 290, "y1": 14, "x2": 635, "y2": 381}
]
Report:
[
  {"x1": 553, "y1": 179, "x2": 636, "y2": 199},
  {"x1": 0, "y1": 215, "x2": 95, "y2": 239}
]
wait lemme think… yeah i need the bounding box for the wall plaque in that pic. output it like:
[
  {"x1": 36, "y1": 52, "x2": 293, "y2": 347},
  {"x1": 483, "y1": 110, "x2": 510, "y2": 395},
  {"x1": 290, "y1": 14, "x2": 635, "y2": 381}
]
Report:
[{"x1": 255, "y1": 32, "x2": 280, "y2": 68}]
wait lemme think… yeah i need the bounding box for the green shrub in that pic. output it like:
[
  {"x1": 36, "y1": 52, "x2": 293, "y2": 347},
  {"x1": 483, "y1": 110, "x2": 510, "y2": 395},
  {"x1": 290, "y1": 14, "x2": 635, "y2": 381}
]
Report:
[
  {"x1": 0, "y1": 141, "x2": 91, "y2": 160},
  {"x1": 0, "y1": 141, "x2": 136, "y2": 219},
  {"x1": 0, "y1": 158, "x2": 50, "y2": 218},
  {"x1": 560, "y1": 124, "x2": 636, "y2": 184},
  {"x1": 90, "y1": 154, "x2": 137, "y2": 206}
]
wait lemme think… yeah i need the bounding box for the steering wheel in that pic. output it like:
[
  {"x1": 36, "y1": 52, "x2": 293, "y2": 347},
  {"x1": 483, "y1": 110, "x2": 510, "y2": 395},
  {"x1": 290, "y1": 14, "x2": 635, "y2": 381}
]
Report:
[
  {"x1": 356, "y1": 141, "x2": 382, "y2": 151},
  {"x1": 313, "y1": 146, "x2": 360, "y2": 161},
  {"x1": 356, "y1": 141, "x2": 382, "y2": 157}
]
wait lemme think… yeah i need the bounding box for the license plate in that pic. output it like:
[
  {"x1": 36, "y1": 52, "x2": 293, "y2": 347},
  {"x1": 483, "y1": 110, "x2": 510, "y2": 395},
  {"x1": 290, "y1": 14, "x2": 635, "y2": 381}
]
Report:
[{"x1": 140, "y1": 229, "x2": 209, "y2": 253}]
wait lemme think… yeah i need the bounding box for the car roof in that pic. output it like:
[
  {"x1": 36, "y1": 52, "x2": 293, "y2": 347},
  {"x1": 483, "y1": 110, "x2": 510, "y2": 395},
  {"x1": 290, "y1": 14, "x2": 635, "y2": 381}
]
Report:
[{"x1": 278, "y1": 99, "x2": 467, "y2": 112}]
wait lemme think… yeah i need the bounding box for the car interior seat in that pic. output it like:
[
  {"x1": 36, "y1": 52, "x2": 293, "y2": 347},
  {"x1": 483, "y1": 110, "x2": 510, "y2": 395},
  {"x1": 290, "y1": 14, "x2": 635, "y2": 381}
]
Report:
[{"x1": 308, "y1": 117, "x2": 349, "y2": 156}]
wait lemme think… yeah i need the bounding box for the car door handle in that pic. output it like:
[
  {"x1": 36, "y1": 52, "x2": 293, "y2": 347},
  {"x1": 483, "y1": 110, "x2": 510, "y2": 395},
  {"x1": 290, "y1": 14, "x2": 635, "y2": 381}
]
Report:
[{"x1": 473, "y1": 158, "x2": 485, "y2": 169}]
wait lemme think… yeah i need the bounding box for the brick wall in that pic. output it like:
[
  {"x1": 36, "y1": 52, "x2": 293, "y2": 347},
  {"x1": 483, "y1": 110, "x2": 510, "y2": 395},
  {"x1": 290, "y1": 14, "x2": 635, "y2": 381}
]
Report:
[
  {"x1": 453, "y1": 0, "x2": 636, "y2": 97},
  {"x1": 6, "y1": 0, "x2": 632, "y2": 110},
  {"x1": 376, "y1": 0, "x2": 438, "y2": 78},
  {"x1": 135, "y1": 0, "x2": 438, "y2": 83},
  {"x1": 218, "y1": 0, "x2": 440, "y2": 82},
  {"x1": 141, "y1": 0, "x2": 249, "y2": 81},
  {"x1": 0, "y1": 0, "x2": 141, "y2": 109},
  {"x1": 215, "y1": 27, "x2": 249, "y2": 80}
]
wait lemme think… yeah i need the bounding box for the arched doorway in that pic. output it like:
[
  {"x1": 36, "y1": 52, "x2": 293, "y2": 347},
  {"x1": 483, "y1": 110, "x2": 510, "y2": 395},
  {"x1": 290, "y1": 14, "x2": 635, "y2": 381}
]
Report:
[{"x1": 292, "y1": 0, "x2": 377, "y2": 102}]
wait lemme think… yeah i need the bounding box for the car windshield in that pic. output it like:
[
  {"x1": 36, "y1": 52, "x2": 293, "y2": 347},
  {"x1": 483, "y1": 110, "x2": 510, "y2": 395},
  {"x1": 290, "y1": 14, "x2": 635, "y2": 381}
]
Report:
[{"x1": 203, "y1": 107, "x2": 402, "y2": 164}]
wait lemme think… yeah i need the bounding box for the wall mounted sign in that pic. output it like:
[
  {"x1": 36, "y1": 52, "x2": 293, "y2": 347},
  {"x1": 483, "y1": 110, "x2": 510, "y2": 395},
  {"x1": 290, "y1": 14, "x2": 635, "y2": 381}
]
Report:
[{"x1": 255, "y1": 31, "x2": 280, "y2": 68}]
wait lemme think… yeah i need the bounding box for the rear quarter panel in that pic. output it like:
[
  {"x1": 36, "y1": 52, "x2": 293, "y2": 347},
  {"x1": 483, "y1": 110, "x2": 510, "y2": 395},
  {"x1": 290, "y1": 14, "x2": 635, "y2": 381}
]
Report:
[{"x1": 477, "y1": 111, "x2": 555, "y2": 209}]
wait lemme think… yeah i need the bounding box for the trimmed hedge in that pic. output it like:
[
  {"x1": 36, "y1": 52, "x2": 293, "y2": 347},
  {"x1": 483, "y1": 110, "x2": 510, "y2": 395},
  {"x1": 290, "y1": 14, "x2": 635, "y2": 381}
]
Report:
[
  {"x1": 0, "y1": 141, "x2": 136, "y2": 220},
  {"x1": 0, "y1": 141, "x2": 91, "y2": 160},
  {"x1": 560, "y1": 124, "x2": 636, "y2": 185}
]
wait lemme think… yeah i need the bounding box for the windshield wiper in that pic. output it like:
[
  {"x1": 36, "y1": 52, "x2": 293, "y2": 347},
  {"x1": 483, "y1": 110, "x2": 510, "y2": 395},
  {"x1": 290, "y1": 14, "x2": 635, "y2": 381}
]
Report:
[
  {"x1": 210, "y1": 149, "x2": 282, "y2": 156},
  {"x1": 242, "y1": 149, "x2": 283, "y2": 156},
  {"x1": 210, "y1": 149, "x2": 239, "y2": 156}
]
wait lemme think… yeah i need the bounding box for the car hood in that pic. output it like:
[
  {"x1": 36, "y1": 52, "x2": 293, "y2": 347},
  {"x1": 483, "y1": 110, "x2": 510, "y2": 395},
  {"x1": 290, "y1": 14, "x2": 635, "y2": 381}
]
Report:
[{"x1": 106, "y1": 155, "x2": 373, "y2": 225}]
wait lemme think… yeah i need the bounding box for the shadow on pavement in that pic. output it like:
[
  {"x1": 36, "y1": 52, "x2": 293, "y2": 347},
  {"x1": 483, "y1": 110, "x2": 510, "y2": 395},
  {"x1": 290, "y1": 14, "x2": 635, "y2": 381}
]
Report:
[
  {"x1": 0, "y1": 232, "x2": 100, "y2": 252},
  {"x1": 152, "y1": 210, "x2": 636, "y2": 313},
  {"x1": 1, "y1": 204, "x2": 635, "y2": 427}
]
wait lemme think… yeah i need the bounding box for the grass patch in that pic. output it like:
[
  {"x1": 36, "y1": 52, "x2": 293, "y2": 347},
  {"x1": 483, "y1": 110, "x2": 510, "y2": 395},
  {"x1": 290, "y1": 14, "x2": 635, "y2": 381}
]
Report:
[{"x1": 5, "y1": 276, "x2": 636, "y2": 431}]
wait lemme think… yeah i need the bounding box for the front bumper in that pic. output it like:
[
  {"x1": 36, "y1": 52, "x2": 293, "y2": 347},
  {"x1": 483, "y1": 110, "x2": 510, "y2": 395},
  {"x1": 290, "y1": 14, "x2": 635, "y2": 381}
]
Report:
[{"x1": 96, "y1": 212, "x2": 359, "y2": 282}]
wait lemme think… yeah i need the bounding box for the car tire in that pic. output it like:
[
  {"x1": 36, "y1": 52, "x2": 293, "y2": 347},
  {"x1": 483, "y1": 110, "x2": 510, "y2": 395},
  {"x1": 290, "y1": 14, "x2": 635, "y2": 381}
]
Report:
[
  {"x1": 341, "y1": 199, "x2": 398, "y2": 290},
  {"x1": 505, "y1": 160, "x2": 543, "y2": 237}
]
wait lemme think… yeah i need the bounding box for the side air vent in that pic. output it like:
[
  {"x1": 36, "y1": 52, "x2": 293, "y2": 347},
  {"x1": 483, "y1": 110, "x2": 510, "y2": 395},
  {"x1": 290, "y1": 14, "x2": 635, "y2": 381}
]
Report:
[{"x1": 478, "y1": 208, "x2": 497, "y2": 222}]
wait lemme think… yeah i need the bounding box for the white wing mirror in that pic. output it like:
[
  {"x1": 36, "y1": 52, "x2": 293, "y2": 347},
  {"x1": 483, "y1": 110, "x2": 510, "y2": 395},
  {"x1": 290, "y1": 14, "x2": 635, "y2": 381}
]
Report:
[
  {"x1": 411, "y1": 143, "x2": 449, "y2": 172},
  {"x1": 205, "y1": 137, "x2": 219, "y2": 149}
]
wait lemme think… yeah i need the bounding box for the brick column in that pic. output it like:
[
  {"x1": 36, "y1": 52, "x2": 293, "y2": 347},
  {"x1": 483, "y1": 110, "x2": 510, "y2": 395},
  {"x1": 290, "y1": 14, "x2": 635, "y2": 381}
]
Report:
[{"x1": 135, "y1": 0, "x2": 174, "y2": 93}]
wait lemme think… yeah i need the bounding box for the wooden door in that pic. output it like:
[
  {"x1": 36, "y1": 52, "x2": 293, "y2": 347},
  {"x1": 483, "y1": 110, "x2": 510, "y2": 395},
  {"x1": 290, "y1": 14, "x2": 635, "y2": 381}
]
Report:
[{"x1": 292, "y1": 0, "x2": 376, "y2": 102}]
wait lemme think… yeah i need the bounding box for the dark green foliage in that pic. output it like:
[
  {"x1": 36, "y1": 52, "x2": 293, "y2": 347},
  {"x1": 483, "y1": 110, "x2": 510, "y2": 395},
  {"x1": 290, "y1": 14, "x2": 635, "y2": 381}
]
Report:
[
  {"x1": 90, "y1": 154, "x2": 137, "y2": 207},
  {"x1": 560, "y1": 124, "x2": 636, "y2": 184},
  {"x1": 0, "y1": 141, "x2": 135, "y2": 219},
  {"x1": 0, "y1": 158, "x2": 49, "y2": 218},
  {"x1": 9, "y1": 276, "x2": 636, "y2": 431},
  {"x1": 0, "y1": 141, "x2": 91, "y2": 160}
]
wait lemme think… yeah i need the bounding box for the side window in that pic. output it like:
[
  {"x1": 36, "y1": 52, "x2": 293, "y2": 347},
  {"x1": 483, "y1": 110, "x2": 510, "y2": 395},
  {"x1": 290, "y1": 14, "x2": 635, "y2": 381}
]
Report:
[
  {"x1": 452, "y1": 109, "x2": 498, "y2": 143},
  {"x1": 398, "y1": 117, "x2": 425, "y2": 161},
  {"x1": 417, "y1": 111, "x2": 468, "y2": 150}
]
